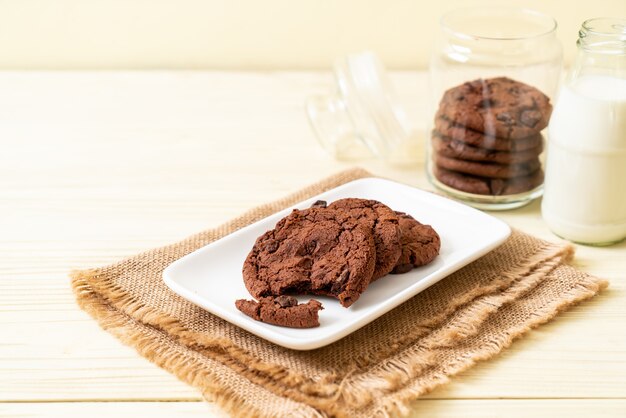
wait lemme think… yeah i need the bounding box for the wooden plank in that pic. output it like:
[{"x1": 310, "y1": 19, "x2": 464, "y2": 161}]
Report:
[
  {"x1": 1, "y1": 400, "x2": 625, "y2": 418},
  {"x1": 0, "y1": 402, "x2": 227, "y2": 418},
  {"x1": 408, "y1": 399, "x2": 626, "y2": 418}
]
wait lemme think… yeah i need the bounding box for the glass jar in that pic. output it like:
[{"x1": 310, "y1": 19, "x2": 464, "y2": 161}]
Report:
[
  {"x1": 428, "y1": 7, "x2": 562, "y2": 210},
  {"x1": 542, "y1": 18, "x2": 626, "y2": 245},
  {"x1": 306, "y1": 51, "x2": 418, "y2": 165}
]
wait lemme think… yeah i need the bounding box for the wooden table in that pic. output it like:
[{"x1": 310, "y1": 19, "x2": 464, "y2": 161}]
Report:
[{"x1": 1, "y1": 71, "x2": 624, "y2": 417}]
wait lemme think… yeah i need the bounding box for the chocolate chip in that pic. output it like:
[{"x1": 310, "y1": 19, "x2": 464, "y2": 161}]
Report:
[
  {"x1": 331, "y1": 269, "x2": 350, "y2": 294},
  {"x1": 508, "y1": 86, "x2": 520, "y2": 95},
  {"x1": 496, "y1": 112, "x2": 513, "y2": 123},
  {"x1": 306, "y1": 240, "x2": 317, "y2": 255},
  {"x1": 297, "y1": 257, "x2": 313, "y2": 269},
  {"x1": 265, "y1": 240, "x2": 279, "y2": 253},
  {"x1": 274, "y1": 295, "x2": 298, "y2": 308},
  {"x1": 310, "y1": 200, "x2": 327, "y2": 208},
  {"x1": 479, "y1": 99, "x2": 495, "y2": 109},
  {"x1": 464, "y1": 81, "x2": 479, "y2": 93},
  {"x1": 520, "y1": 109, "x2": 541, "y2": 128},
  {"x1": 295, "y1": 243, "x2": 308, "y2": 256}
]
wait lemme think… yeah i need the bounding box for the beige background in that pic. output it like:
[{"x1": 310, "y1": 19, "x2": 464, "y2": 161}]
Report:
[{"x1": 0, "y1": 0, "x2": 623, "y2": 70}]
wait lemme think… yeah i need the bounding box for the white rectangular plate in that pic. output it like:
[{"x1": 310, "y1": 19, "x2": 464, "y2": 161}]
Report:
[{"x1": 163, "y1": 178, "x2": 511, "y2": 350}]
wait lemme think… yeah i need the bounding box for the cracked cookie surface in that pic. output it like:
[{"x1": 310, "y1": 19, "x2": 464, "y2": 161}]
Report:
[
  {"x1": 437, "y1": 77, "x2": 552, "y2": 139},
  {"x1": 391, "y1": 212, "x2": 441, "y2": 274},
  {"x1": 326, "y1": 198, "x2": 402, "y2": 281},
  {"x1": 242, "y1": 206, "x2": 376, "y2": 307}
]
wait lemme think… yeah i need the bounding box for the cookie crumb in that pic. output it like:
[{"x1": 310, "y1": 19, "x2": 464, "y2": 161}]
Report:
[{"x1": 235, "y1": 297, "x2": 324, "y2": 328}]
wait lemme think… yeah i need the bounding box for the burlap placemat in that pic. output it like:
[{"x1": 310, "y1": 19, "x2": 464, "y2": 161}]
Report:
[{"x1": 71, "y1": 168, "x2": 608, "y2": 417}]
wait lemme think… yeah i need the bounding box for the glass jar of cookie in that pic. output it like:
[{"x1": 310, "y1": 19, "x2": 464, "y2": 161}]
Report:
[{"x1": 428, "y1": 7, "x2": 562, "y2": 210}]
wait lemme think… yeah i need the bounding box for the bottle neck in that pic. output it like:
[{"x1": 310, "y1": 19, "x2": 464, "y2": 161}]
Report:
[
  {"x1": 578, "y1": 19, "x2": 626, "y2": 55},
  {"x1": 571, "y1": 18, "x2": 626, "y2": 82}
]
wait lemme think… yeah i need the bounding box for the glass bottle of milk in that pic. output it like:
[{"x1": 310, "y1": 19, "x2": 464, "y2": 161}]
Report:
[{"x1": 542, "y1": 18, "x2": 626, "y2": 245}]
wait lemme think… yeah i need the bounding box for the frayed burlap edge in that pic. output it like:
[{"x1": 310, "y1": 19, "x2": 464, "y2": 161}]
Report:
[
  {"x1": 70, "y1": 168, "x2": 609, "y2": 418},
  {"x1": 371, "y1": 267, "x2": 609, "y2": 417},
  {"x1": 334, "y1": 246, "x2": 576, "y2": 409},
  {"x1": 72, "y1": 270, "x2": 322, "y2": 417}
]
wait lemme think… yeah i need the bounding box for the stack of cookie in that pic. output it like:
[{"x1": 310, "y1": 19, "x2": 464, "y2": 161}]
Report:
[
  {"x1": 235, "y1": 198, "x2": 441, "y2": 328},
  {"x1": 431, "y1": 77, "x2": 551, "y2": 196}
]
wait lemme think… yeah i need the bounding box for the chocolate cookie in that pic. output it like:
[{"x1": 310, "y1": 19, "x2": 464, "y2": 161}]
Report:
[
  {"x1": 391, "y1": 212, "x2": 440, "y2": 274},
  {"x1": 242, "y1": 206, "x2": 376, "y2": 307},
  {"x1": 434, "y1": 155, "x2": 541, "y2": 179},
  {"x1": 235, "y1": 296, "x2": 323, "y2": 328},
  {"x1": 432, "y1": 131, "x2": 543, "y2": 164},
  {"x1": 437, "y1": 77, "x2": 552, "y2": 139},
  {"x1": 434, "y1": 117, "x2": 544, "y2": 151},
  {"x1": 433, "y1": 166, "x2": 544, "y2": 196},
  {"x1": 326, "y1": 198, "x2": 402, "y2": 280}
]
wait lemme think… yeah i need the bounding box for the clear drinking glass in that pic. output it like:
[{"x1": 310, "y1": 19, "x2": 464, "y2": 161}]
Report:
[
  {"x1": 542, "y1": 18, "x2": 626, "y2": 245},
  {"x1": 428, "y1": 7, "x2": 562, "y2": 210}
]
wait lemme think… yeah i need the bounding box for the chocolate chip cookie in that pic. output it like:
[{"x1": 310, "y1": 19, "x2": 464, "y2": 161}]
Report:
[
  {"x1": 326, "y1": 198, "x2": 402, "y2": 280},
  {"x1": 433, "y1": 166, "x2": 544, "y2": 196},
  {"x1": 437, "y1": 77, "x2": 552, "y2": 139},
  {"x1": 434, "y1": 117, "x2": 544, "y2": 151},
  {"x1": 434, "y1": 155, "x2": 541, "y2": 179},
  {"x1": 235, "y1": 296, "x2": 323, "y2": 328},
  {"x1": 432, "y1": 131, "x2": 543, "y2": 164},
  {"x1": 391, "y1": 212, "x2": 441, "y2": 274},
  {"x1": 242, "y1": 206, "x2": 376, "y2": 308}
]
